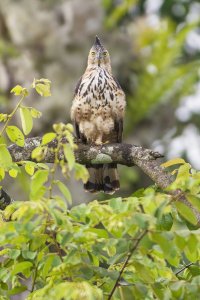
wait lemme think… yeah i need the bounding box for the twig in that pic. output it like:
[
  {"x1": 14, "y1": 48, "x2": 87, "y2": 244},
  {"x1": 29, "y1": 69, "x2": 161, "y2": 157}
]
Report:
[
  {"x1": 31, "y1": 264, "x2": 38, "y2": 292},
  {"x1": 48, "y1": 144, "x2": 59, "y2": 199},
  {"x1": 175, "y1": 263, "x2": 194, "y2": 276},
  {"x1": 108, "y1": 229, "x2": 148, "y2": 300},
  {"x1": 0, "y1": 93, "x2": 26, "y2": 137},
  {"x1": 50, "y1": 231, "x2": 64, "y2": 262}
]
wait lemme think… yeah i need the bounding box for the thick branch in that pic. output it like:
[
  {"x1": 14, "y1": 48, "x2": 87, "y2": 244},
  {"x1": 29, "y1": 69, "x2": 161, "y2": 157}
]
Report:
[
  {"x1": 6, "y1": 137, "x2": 200, "y2": 225},
  {"x1": 8, "y1": 137, "x2": 169, "y2": 185}
]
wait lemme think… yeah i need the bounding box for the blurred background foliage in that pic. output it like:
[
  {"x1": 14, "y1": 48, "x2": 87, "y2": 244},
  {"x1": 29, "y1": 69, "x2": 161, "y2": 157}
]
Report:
[{"x1": 0, "y1": 0, "x2": 200, "y2": 202}]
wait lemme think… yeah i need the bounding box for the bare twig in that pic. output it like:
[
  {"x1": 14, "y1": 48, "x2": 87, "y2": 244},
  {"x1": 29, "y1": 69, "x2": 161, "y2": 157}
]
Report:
[
  {"x1": 175, "y1": 263, "x2": 194, "y2": 276},
  {"x1": 108, "y1": 229, "x2": 148, "y2": 300}
]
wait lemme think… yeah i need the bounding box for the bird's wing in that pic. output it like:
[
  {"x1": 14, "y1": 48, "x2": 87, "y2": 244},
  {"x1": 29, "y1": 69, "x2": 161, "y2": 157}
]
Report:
[
  {"x1": 113, "y1": 81, "x2": 126, "y2": 143},
  {"x1": 114, "y1": 118, "x2": 123, "y2": 143},
  {"x1": 74, "y1": 76, "x2": 82, "y2": 96},
  {"x1": 71, "y1": 76, "x2": 88, "y2": 143}
]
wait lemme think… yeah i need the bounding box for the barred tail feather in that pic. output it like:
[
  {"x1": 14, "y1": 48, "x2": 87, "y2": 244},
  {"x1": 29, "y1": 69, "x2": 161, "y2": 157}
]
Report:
[
  {"x1": 84, "y1": 163, "x2": 119, "y2": 194},
  {"x1": 84, "y1": 164, "x2": 103, "y2": 193},
  {"x1": 103, "y1": 163, "x2": 120, "y2": 194}
]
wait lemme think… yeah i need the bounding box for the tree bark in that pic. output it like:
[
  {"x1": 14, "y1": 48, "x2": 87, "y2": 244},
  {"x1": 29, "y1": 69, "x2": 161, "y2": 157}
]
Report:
[{"x1": 4, "y1": 137, "x2": 200, "y2": 225}]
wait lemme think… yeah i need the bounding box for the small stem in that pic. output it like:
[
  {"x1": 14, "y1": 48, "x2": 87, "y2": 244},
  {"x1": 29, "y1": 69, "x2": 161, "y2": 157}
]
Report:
[
  {"x1": 31, "y1": 264, "x2": 38, "y2": 292},
  {"x1": 0, "y1": 94, "x2": 25, "y2": 137},
  {"x1": 48, "y1": 160, "x2": 57, "y2": 199},
  {"x1": 108, "y1": 229, "x2": 148, "y2": 300},
  {"x1": 175, "y1": 262, "x2": 194, "y2": 276},
  {"x1": 55, "y1": 241, "x2": 64, "y2": 262},
  {"x1": 48, "y1": 136, "x2": 60, "y2": 199},
  {"x1": 51, "y1": 231, "x2": 64, "y2": 262}
]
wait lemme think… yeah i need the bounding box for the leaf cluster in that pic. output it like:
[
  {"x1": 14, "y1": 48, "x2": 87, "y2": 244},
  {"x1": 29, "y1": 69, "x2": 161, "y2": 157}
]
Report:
[{"x1": 0, "y1": 81, "x2": 200, "y2": 299}]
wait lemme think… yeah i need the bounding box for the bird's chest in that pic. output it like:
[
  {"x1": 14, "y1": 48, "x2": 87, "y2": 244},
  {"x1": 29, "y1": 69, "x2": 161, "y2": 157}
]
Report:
[{"x1": 80, "y1": 69, "x2": 115, "y2": 109}]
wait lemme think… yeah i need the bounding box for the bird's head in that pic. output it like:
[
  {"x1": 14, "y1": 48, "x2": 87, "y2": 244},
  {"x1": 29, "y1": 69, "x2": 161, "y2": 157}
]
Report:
[{"x1": 87, "y1": 36, "x2": 111, "y2": 71}]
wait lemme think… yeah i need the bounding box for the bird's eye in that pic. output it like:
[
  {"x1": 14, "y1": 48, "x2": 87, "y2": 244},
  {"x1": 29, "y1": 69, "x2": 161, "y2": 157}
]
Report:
[
  {"x1": 103, "y1": 51, "x2": 107, "y2": 56},
  {"x1": 91, "y1": 51, "x2": 96, "y2": 56}
]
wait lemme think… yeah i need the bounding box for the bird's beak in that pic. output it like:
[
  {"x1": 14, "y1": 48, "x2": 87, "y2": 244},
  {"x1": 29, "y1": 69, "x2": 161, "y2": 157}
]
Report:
[{"x1": 97, "y1": 51, "x2": 102, "y2": 66}]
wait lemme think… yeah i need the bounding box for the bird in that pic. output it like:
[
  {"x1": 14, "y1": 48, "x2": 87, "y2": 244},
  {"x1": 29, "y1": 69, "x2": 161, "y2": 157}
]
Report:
[{"x1": 71, "y1": 36, "x2": 126, "y2": 194}]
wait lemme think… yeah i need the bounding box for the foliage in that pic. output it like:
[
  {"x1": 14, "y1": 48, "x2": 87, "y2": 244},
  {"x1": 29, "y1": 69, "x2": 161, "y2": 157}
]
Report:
[
  {"x1": 127, "y1": 20, "x2": 200, "y2": 127},
  {"x1": 102, "y1": 0, "x2": 200, "y2": 130},
  {"x1": 0, "y1": 81, "x2": 200, "y2": 299}
]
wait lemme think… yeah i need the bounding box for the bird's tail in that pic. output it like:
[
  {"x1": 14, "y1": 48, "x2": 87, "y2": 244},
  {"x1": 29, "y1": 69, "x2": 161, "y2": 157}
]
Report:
[{"x1": 84, "y1": 163, "x2": 120, "y2": 194}]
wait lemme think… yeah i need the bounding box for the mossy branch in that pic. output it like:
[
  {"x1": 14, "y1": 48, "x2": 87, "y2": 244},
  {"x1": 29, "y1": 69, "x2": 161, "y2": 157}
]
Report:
[{"x1": 2, "y1": 137, "x2": 200, "y2": 226}]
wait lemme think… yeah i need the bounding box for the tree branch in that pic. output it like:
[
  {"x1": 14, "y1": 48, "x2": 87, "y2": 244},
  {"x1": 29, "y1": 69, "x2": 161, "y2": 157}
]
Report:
[
  {"x1": 8, "y1": 137, "x2": 170, "y2": 186},
  {"x1": 5, "y1": 137, "x2": 200, "y2": 226},
  {"x1": 0, "y1": 188, "x2": 12, "y2": 209},
  {"x1": 108, "y1": 229, "x2": 148, "y2": 300}
]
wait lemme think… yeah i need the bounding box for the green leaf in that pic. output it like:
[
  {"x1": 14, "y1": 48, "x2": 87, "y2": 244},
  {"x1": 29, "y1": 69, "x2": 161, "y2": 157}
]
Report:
[
  {"x1": 41, "y1": 132, "x2": 56, "y2": 145},
  {"x1": 30, "y1": 170, "x2": 49, "y2": 200},
  {"x1": 0, "y1": 281, "x2": 8, "y2": 290},
  {"x1": 22, "y1": 250, "x2": 37, "y2": 260},
  {"x1": 56, "y1": 180, "x2": 72, "y2": 205},
  {"x1": 20, "y1": 106, "x2": 33, "y2": 135},
  {"x1": 0, "y1": 145, "x2": 12, "y2": 169},
  {"x1": 175, "y1": 234, "x2": 186, "y2": 251},
  {"x1": 176, "y1": 163, "x2": 191, "y2": 182},
  {"x1": 134, "y1": 261, "x2": 154, "y2": 283},
  {"x1": 0, "y1": 167, "x2": 5, "y2": 180},
  {"x1": 161, "y1": 158, "x2": 185, "y2": 168},
  {"x1": 32, "y1": 78, "x2": 51, "y2": 97},
  {"x1": 187, "y1": 265, "x2": 200, "y2": 277},
  {"x1": 157, "y1": 213, "x2": 173, "y2": 231},
  {"x1": 30, "y1": 281, "x2": 103, "y2": 300},
  {"x1": 10, "y1": 85, "x2": 28, "y2": 96},
  {"x1": 8, "y1": 286, "x2": 27, "y2": 296},
  {"x1": 87, "y1": 252, "x2": 99, "y2": 267},
  {"x1": 187, "y1": 195, "x2": 200, "y2": 211},
  {"x1": 8, "y1": 168, "x2": 18, "y2": 178},
  {"x1": 175, "y1": 202, "x2": 197, "y2": 225},
  {"x1": 42, "y1": 254, "x2": 55, "y2": 278},
  {"x1": 9, "y1": 249, "x2": 21, "y2": 259},
  {"x1": 25, "y1": 162, "x2": 35, "y2": 176},
  {"x1": 63, "y1": 144, "x2": 75, "y2": 170},
  {"x1": 37, "y1": 163, "x2": 49, "y2": 170},
  {"x1": 66, "y1": 123, "x2": 74, "y2": 133},
  {"x1": 31, "y1": 146, "x2": 45, "y2": 161},
  {"x1": 30, "y1": 107, "x2": 42, "y2": 118},
  {"x1": 36, "y1": 84, "x2": 51, "y2": 97},
  {"x1": 0, "y1": 268, "x2": 10, "y2": 282},
  {"x1": 86, "y1": 228, "x2": 109, "y2": 238},
  {"x1": 74, "y1": 163, "x2": 89, "y2": 183},
  {"x1": 6, "y1": 126, "x2": 25, "y2": 147},
  {"x1": 11, "y1": 261, "x2": 33, "y2": 276}
]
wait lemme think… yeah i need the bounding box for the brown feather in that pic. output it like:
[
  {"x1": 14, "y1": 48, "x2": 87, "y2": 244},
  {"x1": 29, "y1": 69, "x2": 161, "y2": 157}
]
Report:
[{"x1": 71, "y1": 37, "x2": 126, "y2": 194}]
